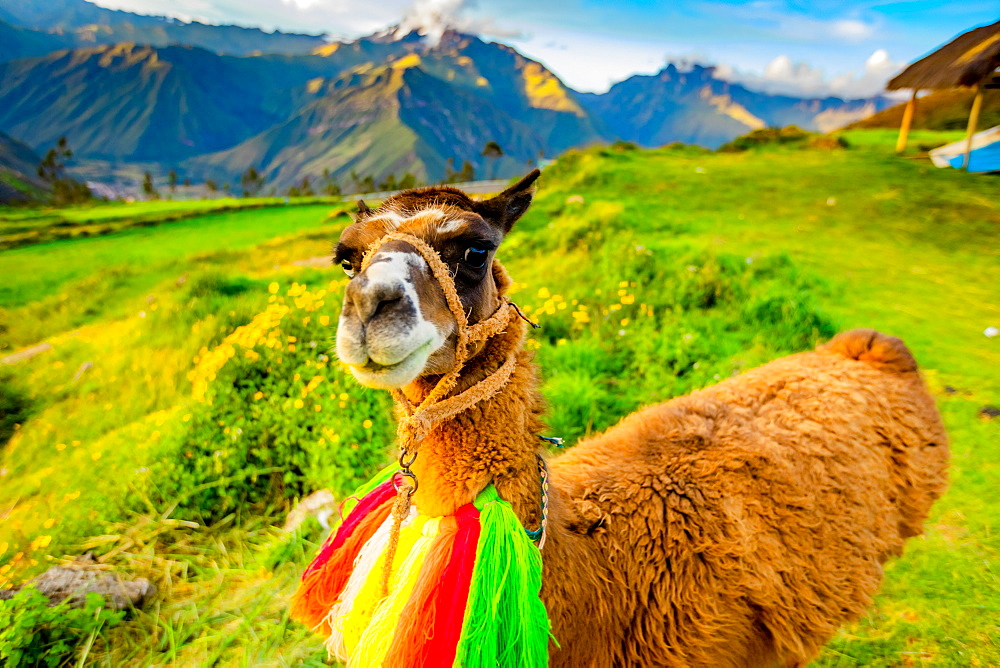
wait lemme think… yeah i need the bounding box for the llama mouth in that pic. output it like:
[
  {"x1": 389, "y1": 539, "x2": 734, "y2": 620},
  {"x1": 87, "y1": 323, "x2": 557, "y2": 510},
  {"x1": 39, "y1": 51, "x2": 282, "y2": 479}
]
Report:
[{"x1": 348, "y1": 338, "x2": 437, "y2": 388}]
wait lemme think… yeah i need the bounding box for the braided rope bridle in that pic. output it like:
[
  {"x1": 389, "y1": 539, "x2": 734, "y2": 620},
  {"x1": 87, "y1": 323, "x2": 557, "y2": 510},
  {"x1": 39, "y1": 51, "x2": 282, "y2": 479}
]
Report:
[{"x1": 359, "y1": 231, "x2": 530, "y2": 593}]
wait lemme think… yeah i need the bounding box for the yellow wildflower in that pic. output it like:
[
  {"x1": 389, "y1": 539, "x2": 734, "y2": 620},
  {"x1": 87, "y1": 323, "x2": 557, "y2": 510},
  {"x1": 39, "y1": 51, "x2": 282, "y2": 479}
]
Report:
[{"x1": 30, "y1": 535, "x2": 52, "y2": 550}]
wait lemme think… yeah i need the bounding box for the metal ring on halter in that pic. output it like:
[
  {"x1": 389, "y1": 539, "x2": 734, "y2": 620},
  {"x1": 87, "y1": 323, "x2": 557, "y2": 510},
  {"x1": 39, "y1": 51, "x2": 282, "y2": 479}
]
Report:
[
  {"x1": 398, "y1": 449, "x2": 418, "y2": 469},
  {"x1": 393, "y1": 469, "x2": 419, "y2": 494}
]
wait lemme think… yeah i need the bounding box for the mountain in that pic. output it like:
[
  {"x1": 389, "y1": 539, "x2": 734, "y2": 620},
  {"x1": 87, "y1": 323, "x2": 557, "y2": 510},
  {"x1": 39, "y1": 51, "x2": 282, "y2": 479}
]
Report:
[
  {"x1": 847, "y1": 88, "x2": 1000, "y2": 132},
  {"x1": 187, "y1": 31, "x2": 602, "y2": 187},
  {"x1": 0, "y1": 0, "x2": 888, "y2": 194},
  {"x1": 581, "y1": 64, "x2": 888, "y2": 149},
  {"x1": 0, "y1": 43, "x2": 351, "y2": 163},
  {"x1": 0, "y1": 130, "x2": 45, "y2": 202},
  {"x1": 0, "y1": 0, "x2": 327, "y2": 57},
  {"x1": 0, "y1": 19, "x2": 70, "y2": 61}
]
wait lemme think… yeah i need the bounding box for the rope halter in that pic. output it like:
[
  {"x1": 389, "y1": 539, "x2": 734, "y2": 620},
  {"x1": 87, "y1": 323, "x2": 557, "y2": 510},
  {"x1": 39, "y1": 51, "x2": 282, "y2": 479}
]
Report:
[
  {"x1": 360, "y1": 231, "x2": 519, "y2": 464},
  {"x1": 359, "y1": 230, "x2": 521, "y2": 593}
]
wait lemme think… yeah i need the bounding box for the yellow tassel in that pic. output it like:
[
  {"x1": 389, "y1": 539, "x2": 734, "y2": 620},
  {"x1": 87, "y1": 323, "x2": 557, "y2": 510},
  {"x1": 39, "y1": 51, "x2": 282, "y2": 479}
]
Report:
[
  {"x1": 350, "y1": 517, "x2": 440, "y2": 668},
  {"x1": 325, "y1": 510, "x2": 402, "y2": 659},
  {"x1": 337, "y1": 507, "x2": 421, "y2": 657}
]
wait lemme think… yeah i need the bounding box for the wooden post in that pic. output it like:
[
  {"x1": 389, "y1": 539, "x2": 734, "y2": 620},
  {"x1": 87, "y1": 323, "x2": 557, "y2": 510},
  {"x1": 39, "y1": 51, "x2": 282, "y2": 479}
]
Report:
[
  {"x1": 962, "y1": 82, "x2": 984, "y2": 171},
  {"x1": 895, "y1": 89, "x2": 918, "y2": 154}
]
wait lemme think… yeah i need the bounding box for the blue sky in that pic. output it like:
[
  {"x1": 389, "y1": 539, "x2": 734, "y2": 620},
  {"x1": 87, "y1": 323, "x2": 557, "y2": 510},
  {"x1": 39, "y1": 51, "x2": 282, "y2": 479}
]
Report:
[{"x1": 90, "y1": 0, "x2": 999, "y2": 96}]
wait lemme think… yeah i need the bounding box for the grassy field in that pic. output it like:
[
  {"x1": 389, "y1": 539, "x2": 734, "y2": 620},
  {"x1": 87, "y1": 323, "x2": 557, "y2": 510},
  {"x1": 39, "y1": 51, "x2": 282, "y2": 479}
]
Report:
[
  {"x1": 0, "y1": 196, "x2": 344, "y2": 252},
  {"x1": 0, "y1": 131, "x2": 997, "y2": 666}
]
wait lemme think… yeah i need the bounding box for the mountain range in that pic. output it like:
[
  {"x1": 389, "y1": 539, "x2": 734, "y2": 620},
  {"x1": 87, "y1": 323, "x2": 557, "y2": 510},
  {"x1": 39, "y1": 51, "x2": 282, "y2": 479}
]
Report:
[{"x1": 0, "y1": 0, "x2": 890, "y2": 196}]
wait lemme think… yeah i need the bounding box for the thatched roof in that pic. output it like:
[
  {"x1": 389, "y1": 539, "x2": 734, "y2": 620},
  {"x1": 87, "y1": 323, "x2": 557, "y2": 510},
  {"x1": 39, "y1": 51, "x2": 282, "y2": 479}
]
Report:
[{"x1": 888, "y1": 20, "x2": 1000, "y2": 90}]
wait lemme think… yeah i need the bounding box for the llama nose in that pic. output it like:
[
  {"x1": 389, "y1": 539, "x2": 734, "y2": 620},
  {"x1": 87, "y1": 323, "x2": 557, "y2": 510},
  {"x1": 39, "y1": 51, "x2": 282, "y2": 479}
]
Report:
[{"x1": 345, "y1": 276, "x2": 405, "y2": 325}]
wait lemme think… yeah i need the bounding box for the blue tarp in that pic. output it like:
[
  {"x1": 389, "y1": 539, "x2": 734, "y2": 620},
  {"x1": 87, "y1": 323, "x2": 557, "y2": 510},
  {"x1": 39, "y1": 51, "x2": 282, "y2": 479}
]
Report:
[
  {"x1": 931, "y1": 125, "x2": 1000, "y2": 173},
  {"x1": 944, "y1": 140, "x2": 1000, "y2": 172}
]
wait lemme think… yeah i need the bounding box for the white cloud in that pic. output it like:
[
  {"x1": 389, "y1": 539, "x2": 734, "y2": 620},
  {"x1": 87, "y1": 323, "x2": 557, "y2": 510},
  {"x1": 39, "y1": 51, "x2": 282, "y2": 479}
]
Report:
[
  {"x1": 715, "y1": 48, "x2": 905, "y2": 98},
  {"x1": 831, "y1": 19, "x2": 874, "y2": 41},
  {"x1": 395, "y1": 0, "x2": 520, "y2": 45}
]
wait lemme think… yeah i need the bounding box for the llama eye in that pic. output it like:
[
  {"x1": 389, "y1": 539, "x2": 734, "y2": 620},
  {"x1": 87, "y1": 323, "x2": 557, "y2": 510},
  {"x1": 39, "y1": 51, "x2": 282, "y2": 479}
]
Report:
[
  {"x1": 463, "y1": 247, "x2": 488, "y2": 269},
  {"x1": 341, "y1": 260, "x2": 355, "y2": 277}
]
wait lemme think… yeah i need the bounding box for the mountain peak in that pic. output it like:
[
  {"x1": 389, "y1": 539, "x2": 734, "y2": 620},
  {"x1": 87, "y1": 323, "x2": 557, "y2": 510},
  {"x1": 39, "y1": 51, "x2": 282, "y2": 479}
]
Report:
[{"x1": 395, "y1": 0, "x2": 469, "y2": 46}]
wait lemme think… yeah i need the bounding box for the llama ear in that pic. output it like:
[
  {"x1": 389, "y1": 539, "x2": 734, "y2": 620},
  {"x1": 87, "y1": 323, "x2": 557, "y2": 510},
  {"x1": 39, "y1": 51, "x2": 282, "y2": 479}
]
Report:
[
  {"x1": 357, "y1": 200, "x2": 372, "y2": 216},
  {"x1": 475, "y1": 169, "x2": 540, "y2": 235}
]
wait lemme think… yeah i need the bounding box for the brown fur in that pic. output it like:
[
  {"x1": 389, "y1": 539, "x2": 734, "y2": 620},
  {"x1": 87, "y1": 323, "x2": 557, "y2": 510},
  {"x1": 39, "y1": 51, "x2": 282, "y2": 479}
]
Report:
[
  {"x1": 335, "y1": 176, "x2": 950, "y2": 666},
  {"x1": 405, "y1": 318, "x2": 948, "y2": 666}
]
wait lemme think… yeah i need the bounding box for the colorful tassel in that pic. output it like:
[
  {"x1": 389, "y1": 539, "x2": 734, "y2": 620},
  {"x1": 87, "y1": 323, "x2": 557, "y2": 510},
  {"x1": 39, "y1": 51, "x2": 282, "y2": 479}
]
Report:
[
  {"x1": 290, "y1": 466, "x2": 396, "y2": 632},
  {"x1": 454, "y1": 485, "x2": 549, "y2": 668},
  {"x1": 292, "y1": 477, "x2": 550, "y2": 667}
]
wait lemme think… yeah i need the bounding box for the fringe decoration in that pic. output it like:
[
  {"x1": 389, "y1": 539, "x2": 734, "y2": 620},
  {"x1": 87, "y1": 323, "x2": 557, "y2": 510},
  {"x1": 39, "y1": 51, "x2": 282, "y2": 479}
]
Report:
[
  {"x1": 293, "y1": 477, "x2": 549, "y2": 668},
  {"x1": 291, "y1": 468, "x2": 396, "y2": 633},
  {"x1": 454, "y1": 485, "x2": 550, "y2": 668},
  {"x1": 326, "y1": 507, "x2": 416, "y2": 659},
  {"x1": 351, "y1": 517, "x2": 440, "y2": 668},
  {"x1": 385, "y1": 505, "x2": 481, "y2": 668}
]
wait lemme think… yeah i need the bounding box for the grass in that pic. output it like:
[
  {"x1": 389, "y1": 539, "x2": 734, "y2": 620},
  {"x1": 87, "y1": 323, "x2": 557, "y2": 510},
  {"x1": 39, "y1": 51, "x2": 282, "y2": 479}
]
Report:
[
  {"x1": 0, "y1": 205, "x2": 351, "y2": 349},
  {"x1": 0, "y1": 196, "x2": 345, "y2": 251},
  {"x1": 0, "y1": 129, "x2": 997, "y2": 665}
]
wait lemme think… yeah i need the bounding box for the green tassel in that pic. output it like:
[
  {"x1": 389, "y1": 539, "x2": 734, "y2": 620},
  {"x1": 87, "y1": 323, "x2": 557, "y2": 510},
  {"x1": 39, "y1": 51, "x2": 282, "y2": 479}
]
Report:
[{"x1": 455, "y1": 485, "x2": 550, "y2": 668}]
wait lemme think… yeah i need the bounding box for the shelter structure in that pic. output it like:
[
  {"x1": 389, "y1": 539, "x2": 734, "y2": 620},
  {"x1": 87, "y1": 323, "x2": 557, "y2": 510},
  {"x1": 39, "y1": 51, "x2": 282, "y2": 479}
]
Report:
[{"x1": 888, "y1": 19, "x2": 1000, "y2": 168}]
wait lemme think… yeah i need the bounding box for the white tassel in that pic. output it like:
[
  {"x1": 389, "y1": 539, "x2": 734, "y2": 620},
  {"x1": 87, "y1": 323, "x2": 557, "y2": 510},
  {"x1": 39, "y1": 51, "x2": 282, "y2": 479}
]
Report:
[{"x1": 324, "y1": 507, "x2": 417, "y2": 659}]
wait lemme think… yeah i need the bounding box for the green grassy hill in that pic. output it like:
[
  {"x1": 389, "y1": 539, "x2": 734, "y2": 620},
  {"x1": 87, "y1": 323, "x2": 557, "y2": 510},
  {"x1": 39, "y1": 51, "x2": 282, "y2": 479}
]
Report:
[
  {"x1": 0, "y1": 131, "x2": 997, "y2": 666},
  {"x1": 0, "y1": 130, "x2": 45, "y2": 203}
]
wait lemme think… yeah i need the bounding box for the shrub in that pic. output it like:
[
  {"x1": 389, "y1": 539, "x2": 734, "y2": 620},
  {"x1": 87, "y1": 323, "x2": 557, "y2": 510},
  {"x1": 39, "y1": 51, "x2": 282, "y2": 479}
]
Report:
[
  {"x1": 0, "y1": 372, "x2": 33, "y2": 448},
  {"x1": 0, "y1": 587, "x2": 124, "y2": 667},
  {"x1": 157, "y1": 280, "x2": 394, "y2": 523},
  {"x1": 522, "y1": 240, "x2": 836, "y2": 445},
  {"x1": 718, "y1": 126, "x2": 812, "y2": 152}
]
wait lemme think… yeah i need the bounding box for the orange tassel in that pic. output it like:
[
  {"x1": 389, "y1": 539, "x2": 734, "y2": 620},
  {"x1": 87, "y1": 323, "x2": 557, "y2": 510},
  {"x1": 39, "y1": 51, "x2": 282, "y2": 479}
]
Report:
[{"x1": 291, "y1": 497, "x2": 394, "y2": 632}]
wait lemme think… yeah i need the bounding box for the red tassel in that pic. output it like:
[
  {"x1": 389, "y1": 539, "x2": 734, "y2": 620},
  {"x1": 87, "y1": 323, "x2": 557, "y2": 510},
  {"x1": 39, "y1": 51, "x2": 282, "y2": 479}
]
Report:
[
  {"x1": 291, "y1": 492, "x2": 395, "y2": 632},
  {"x1": 385, "y1": 503, "x2": 481, "y2": 668},
  {"x1": 303, "y1": 480, "x2": 396, "y2": 580}
]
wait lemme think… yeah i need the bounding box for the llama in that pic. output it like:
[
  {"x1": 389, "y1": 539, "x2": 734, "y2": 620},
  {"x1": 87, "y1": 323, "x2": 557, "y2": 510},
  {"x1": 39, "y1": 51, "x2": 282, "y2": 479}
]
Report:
[{"x1": 299, "y1": 170, "x2": 949, "y2": 667}]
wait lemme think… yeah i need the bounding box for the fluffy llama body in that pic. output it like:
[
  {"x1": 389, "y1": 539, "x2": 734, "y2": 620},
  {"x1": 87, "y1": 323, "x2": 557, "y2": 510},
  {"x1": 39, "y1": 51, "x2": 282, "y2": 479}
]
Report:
[
  {"x1": 316, "y1": 177, "x2": 949, "y2": 666},
  {"x1": 400, "y1": 320, "x2": 948, "y2": 667}
]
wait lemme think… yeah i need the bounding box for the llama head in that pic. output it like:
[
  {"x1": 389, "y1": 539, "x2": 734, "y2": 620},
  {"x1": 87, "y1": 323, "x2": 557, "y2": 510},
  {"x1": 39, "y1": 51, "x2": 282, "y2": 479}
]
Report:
[{"x1": 333, "y1": 170, "x2": 539, "y2": 389}]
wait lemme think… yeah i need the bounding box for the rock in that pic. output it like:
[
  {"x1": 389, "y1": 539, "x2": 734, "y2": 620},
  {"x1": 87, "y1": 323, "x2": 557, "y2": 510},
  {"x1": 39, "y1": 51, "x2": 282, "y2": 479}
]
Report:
[
  {"x1": 978, "y1": 406, "x2": 1000, "y2": 421},
  {"x1": 284, "y1": 489, "x2": 338, "y2": 532},
  {"x1": 0, "y1": 554, "x2": 155, "y2": 609},
  {"x1": 2, "y1": 343, "x2": 52, "y2": 365}
]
